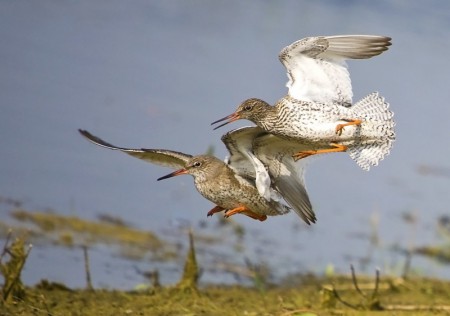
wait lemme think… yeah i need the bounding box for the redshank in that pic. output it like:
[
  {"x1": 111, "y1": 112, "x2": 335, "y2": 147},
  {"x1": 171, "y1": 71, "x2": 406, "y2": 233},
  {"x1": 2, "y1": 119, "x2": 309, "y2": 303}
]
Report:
[
  {"x1": 78, "y1": 129, "x2": 291, "y2": 222},
  {"x1": 212, "y1": 35, "x2": 395, "y2": 171}
]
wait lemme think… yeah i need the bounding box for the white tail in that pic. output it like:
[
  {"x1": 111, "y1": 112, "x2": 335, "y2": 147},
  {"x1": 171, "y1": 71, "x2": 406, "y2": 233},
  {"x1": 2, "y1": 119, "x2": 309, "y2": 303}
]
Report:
[{"x1": 348, "y1": 92, "x2": 395, "y2": 170}]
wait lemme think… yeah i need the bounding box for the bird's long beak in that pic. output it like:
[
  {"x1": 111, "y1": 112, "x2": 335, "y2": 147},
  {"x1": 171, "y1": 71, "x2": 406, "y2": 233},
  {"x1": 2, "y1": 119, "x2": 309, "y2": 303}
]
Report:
[
  {"x1": 157, "y1": 168, "x2": 188, "y2": 181},
  {"x1": 211, "y1": 112, "x2": 240, "y2": 130}
]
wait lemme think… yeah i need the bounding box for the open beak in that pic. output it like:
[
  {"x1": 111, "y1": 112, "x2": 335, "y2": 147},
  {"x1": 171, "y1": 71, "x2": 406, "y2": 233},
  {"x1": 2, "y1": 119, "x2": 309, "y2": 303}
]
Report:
[
  {"x1": 211, "y1": 112, "x2": 240, "y2": 130},
  {"x1": 157, "y1": 168, "x2": 188, "y2": 181}
]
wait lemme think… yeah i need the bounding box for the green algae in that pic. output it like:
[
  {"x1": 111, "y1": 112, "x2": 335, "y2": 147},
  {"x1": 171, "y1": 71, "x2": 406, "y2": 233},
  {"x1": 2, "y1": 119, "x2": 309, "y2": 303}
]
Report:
[
  {"x1": 4, "y1": 209, "x2": 177, "y2": 261},
  {"x1": 0, "y1": 208, "x2": 233, "y2": 263},
  {"x1": 1, "y1": 277, "x2": 450, "y2": 315},
  {"x1": 1, "y1": 205, "x2": 450, "y2": 315},
  {"x1": 10, "y1": 209, "x2": 163, "y2": 249},
  {"x1": 415, "y1": 245, "x2": 450, "y2": 264},
  {"x1": 1, "y1": 227, "x2": 450, "y2": 315}
]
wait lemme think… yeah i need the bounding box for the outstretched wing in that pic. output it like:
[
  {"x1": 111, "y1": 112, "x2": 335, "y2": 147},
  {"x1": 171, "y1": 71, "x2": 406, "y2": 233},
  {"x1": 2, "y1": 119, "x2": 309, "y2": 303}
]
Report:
[
  {"x1": 253, "y1": 134, "x2": 318, "y2": 225},
  {"x1": 279, "y1": 35, "x2": 392, "y2": 105},
  {"x1": 78, "y1": 129, "x2": 192, "y2": 169},
  {"x1": 221, "y1": 126, "x2": 275, "y2": 200},
  {"x1": 222, "y1": 126, "x2": 318, "y2": 225}
]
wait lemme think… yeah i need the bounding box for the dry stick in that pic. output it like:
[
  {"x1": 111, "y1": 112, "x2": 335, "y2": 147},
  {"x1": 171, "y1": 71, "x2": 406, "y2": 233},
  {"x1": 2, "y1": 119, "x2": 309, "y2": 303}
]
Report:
[
  {"x1": 350, "y1": 264, "x2": 366, "y2": 298},
  {"x1": 83, "y1": 246, "x2": 94, "y2": 291},
  {"x1": 371, "y1": 268, "x2": 380, "y2": 300},
  {"x1": 345, "y1": 267, "x2": 450, "y2": 312},
  {"x1": 150, "y1": 270, "x2": 161, "y2": 288},
  {"x1": 0, "y1": 229, "x2": 13, "y2": 263},
  {"x1": 402, "y1": 250, "x2": 412, "y2": 279},
  {"x1": 331, "y1": 287, "x2": 359, "y2": 310},
  {"x1": 329, "y1": 266, "x2": 450, "y2": 312},
  {"x1": 331, "y1": 265, "x2": 381, "y2": 310}
]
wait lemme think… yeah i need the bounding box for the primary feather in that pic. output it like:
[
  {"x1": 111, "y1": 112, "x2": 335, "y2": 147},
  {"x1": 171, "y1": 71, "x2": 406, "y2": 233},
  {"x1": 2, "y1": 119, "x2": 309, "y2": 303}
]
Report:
[{"x1": 279, "y1": 35, "x2": 391, "y2": 105}]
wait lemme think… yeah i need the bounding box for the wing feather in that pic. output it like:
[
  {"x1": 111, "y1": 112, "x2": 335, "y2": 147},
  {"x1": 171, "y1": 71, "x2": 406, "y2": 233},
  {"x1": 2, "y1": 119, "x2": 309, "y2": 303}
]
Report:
[
  {"x1": 222, "y1": 126, "x2": 317, "y2": 224},
  {"x1": 221, "y1": 127, "x2": 275, "y2": 200},
  {"x1": 253, "y1": 134, "x2": 317, "y2": 224},
  {"x1": 279, "y1": 35, "x2": 391, "y2": 105},
  {"x1": 78, "y1": 129, "x2": 191, "y2": 169}
]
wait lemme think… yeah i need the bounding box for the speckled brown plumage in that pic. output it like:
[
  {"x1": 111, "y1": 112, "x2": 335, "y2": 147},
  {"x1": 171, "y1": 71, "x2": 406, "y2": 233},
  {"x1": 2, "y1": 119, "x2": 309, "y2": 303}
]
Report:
[{"x1": 78, "y1": 129, "x2": 290, "y2": 222}]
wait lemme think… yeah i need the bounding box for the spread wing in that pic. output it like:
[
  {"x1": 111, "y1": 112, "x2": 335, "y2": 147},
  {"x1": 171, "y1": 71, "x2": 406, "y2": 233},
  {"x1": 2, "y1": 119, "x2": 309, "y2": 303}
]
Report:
[
  {"x1": 253, "y1": 134, "x2": 317, "y2": 224},
  {"x1": 221, "y1": 126, "x2": 275, "y2": 200},
  {"x1": 222, "y1": 126, "x2": 317, "y2": 225},
  {"x1": 78, "y1": 129, "x2": 192, "y2": 169},
  {"x1": 279, "y1": 35, "x2": 392, "y2": 106}
]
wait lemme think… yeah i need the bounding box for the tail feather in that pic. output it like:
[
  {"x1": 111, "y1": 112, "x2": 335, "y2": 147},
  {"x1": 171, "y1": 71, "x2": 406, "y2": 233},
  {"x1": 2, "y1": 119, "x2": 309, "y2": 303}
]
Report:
[
  {"x1": 348, "y1": 92, "x2": 395, "y2": 170},
  {"x1": 348, "y1": 140, "x2": 393, "y2": 171}
]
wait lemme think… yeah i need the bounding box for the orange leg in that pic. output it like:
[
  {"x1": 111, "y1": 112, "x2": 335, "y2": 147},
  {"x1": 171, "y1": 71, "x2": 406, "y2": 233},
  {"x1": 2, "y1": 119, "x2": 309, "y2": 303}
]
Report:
[
  {"x1": 241, "y1": 211, "x2": 267, "y2": 222},
  {"x1": 292, "y1": 143, "x2": 348, "y2": 161},
  {"x1": 335, "y1": 119, "x2": 362, "y2": 136},
  {"x1": 224, "y1": 206, "x2": 267, "y2": 222},
  {"x1": 207, "y1": 205, "x2": 225, "y2": 217}
]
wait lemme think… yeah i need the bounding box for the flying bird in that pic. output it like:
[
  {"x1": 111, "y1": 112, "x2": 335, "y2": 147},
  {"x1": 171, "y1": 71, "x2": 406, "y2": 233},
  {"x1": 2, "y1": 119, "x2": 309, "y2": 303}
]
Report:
[
  {"x1": 212, "y1": 35, "x2": 395, "y2": 171},
  {"x1": 78, "y1": 129, "x2": 294, "y2": 222}
]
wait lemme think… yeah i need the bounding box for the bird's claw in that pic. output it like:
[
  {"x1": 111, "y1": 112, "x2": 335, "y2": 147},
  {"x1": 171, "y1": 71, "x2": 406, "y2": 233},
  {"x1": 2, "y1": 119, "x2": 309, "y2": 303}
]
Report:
[
  {"x1": 335, "y1": 124, "x2": 344, "y2": 136},
  {"x1": 207, "y1": 206, "x2": 225, "y2": 218}
]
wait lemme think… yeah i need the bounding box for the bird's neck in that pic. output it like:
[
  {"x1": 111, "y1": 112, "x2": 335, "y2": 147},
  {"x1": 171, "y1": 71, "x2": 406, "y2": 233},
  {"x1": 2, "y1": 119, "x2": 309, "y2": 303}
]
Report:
[
  {"x1": 194, "y1": 164, "x2": 227, "y2": 185},
  {"x1": 255, "y1": 103, "x2": 278, "y2": 131}
]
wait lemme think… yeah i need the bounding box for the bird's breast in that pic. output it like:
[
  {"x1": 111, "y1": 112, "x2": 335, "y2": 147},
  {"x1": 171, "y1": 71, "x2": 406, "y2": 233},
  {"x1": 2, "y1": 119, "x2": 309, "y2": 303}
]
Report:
[{"x1": 269, "y1": 100, "x2": 351, "y2": 142}]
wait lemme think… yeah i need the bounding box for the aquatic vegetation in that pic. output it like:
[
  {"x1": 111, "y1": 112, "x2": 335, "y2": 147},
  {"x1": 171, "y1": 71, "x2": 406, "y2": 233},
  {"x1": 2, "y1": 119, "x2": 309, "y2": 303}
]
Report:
[
  {"x1": 7, "y1": 209, "x2": 177, "y2": 261},
  {"x1": 0, "y1": 232, "x2": 32, "y2": 303}
]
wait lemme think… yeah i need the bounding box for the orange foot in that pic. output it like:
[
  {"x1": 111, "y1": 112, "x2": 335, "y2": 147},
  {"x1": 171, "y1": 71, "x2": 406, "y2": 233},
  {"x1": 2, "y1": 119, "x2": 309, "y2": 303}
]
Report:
[
  {"x1": 207, "y1": 205, "x2": 225, "y2": 217},
  {"x1": 224, "y1": 206, "x2": 267, "y2": 222},
  {"x1": 335, "y1": 119, "x2": 362, "y2": 136},
  {"x1": 292, "y1": 143, "x2": 348, "y2": 161}
]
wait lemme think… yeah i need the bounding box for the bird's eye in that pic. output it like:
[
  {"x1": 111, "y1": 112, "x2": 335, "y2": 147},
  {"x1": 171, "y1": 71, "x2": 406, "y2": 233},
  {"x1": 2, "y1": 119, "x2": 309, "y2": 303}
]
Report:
[
  {"x1": 244, "y1": 105, "x2": 252, "y2": 111},
  {"x1": 193, "y1": 161, "x2": 202, "y2": 167}
]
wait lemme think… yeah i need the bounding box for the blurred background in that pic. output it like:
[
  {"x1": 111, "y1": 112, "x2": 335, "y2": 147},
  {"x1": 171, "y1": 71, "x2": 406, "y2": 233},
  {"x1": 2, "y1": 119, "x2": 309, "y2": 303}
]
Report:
[{"x1": 1, "y1": 1, "x2": 450, "y2": 289}]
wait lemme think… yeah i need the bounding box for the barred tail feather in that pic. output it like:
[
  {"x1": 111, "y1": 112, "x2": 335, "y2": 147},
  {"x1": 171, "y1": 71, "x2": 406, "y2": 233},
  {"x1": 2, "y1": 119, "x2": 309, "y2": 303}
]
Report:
[
  {"x1": 348, "y1": 140, "x2": 394, "y2": 171},
  {"x1": 348, "y1": 92, "x2": 395, "y2": 170}
]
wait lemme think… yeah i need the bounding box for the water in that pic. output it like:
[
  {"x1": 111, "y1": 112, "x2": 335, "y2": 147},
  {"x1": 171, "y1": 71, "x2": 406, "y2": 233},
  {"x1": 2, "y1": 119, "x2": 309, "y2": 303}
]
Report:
[{"x1": 1, "y1": 1, "x2": 450, "y2": 289}]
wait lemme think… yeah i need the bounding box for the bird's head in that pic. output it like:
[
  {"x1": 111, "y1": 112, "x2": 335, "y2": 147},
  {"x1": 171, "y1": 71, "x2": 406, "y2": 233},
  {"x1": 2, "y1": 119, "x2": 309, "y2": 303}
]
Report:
[
  {"x1": 157, "y1": 155, "x2": 223, "y2": 182},
  {"x1": 211, "y1": 98, "x2": 271, "y2": 130}
]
